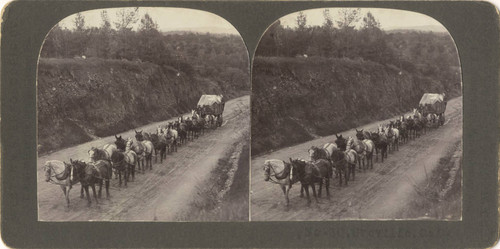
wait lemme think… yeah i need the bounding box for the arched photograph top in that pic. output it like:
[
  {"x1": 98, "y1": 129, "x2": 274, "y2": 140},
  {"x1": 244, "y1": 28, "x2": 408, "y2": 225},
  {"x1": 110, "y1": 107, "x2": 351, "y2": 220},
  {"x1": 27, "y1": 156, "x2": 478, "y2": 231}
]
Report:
[
  {"x1": 251, "y1": 8, "x2": 461, "y2": 221},
  {"x1": 37, "y1": 7, "x2": 250, "y2": 222}
]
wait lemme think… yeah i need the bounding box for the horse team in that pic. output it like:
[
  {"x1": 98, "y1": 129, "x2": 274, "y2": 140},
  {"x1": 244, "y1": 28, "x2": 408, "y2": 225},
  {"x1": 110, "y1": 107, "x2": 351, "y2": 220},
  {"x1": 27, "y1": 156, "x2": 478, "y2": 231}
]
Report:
[
  {"x1": 263, "y1": 108, "x2": 445, "y2": 208},
  {"x1": 43, "y1": 110, "x2": 221, "y2": 209}
]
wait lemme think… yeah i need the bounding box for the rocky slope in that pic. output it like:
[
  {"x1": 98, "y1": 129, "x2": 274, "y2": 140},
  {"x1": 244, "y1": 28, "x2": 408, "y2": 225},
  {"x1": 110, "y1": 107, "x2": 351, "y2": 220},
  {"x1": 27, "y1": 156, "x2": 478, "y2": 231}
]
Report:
[
  {"x1": 251, "y1": 56, "x2": 461, "y2": 155},
  {"x1": 37, "y1": 57, "x2": 247, "y2": 154}
]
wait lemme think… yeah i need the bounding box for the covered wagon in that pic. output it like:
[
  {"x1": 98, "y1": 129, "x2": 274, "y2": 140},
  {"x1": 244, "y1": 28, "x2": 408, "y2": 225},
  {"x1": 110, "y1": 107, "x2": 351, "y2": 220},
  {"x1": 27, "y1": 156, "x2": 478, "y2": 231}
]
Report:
[
  {"x1": 196, "y1": 94, "x2": 225, "y2": 127},
  {"x1": 419, "y1": 93, "x2": 447, "y2": 125}
]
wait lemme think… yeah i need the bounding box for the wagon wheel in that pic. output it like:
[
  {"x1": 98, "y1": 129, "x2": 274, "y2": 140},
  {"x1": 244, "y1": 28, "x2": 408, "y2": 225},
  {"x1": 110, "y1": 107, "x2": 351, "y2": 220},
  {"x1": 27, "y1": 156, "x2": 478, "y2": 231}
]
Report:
[
  {"x1": 218, "y1": 115, "x2": 223, "y2": 127},
  {"x1": 439, "y1": 113, "x2": 445, "y2": 126}
]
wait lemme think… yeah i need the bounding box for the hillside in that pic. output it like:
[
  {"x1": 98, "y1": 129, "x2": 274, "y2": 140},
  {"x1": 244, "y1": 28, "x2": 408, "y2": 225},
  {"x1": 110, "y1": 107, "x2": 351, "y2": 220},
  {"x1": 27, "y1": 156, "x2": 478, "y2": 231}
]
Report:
[
  {"x1": 37, "y1": 57, "x2": 248, "y2": 154},
  {"x1": 251, "y1": 56, "x2": 461, "y2": 156}
]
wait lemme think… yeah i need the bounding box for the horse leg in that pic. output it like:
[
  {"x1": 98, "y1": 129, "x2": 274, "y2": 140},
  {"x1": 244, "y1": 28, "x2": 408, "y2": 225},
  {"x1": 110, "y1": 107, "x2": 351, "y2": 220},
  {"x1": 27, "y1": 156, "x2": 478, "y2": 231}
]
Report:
[
  {"x1": 61, "y1": 186, "x2": 70, "y2": 208},
  {"x1": 304, "y1": 185, "x2": 311, "y2": 205},
  {"x1": 84, "y1": 185, "x2": 91, "y2": 207},
  {"x1": 300, "y1": 184, "x2": 304, "y2": 198},
  {"x1": 118, "y1": 171, "x2": 122, "y2": 186},
  {"x1": 98, "y1": 179, "x2": 103, "y2": 199},
  {"x1": 325, "y1": 178, "x2": 330, "y2": 198},
  {"x1": 106, "y1": 179, "x2": 110, "y2": 199},
  {"x1": 318, "y1": 181, "x2": 322, "y2": 198},
  {"x1": 344, "y1": 168, "x2": 348, "y2": 185},
  {"x1": 311, "y1": 184, "x2": 318, "y2": 203},
  {"x1": 281, "y1": 185, "x2": 289, "y2": 210},
  {"x1": 80, "y1": 185, "x2": 84, "y2": 198},
  {"x1": 91, "y1": 184, "x2": 98, "y2": 205},
  {"x1": 346, "y1": 166, "x2": 351, "y2": 182},
  {"x1": 130, "y1": 163, "x2": 135, "y2": 181},
  {"x1": 351, "y1": 164, "x2": 355, "y2": 181},
  {"x1": 337, "y1": 168, "x2": 342, "y2": 186},
  {"x1": 124, "y1": 169, "x2": 128, "y2": 187}
]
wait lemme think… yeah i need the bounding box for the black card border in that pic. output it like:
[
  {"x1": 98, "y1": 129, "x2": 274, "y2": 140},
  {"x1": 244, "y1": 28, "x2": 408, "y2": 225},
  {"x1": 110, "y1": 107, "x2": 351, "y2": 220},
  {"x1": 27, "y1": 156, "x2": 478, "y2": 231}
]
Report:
[{"x1": 1, "y1": 1, "x2": 499, "y2": 248}]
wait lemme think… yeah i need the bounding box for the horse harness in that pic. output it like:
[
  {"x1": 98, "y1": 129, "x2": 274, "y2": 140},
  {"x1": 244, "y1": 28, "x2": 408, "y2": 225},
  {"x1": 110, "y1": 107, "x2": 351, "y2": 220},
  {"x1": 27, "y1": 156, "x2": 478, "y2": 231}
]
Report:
[
  {"x1": 47, "y1": 163, "x2": 75, "y2": 186},
  {"x1": 267, "y1": 163, "x2": 293, "y2": 186}
]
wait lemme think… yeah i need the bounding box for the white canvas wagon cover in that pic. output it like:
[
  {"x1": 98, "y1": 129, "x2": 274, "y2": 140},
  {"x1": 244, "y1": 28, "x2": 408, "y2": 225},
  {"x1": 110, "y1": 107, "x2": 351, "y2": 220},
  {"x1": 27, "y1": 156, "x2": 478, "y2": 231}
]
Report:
[
  {"x1": 419, "y1": 93, "x2": 444, "y2": 106},
  {"x1": 419, "y1": 93, "x2": 446, "y2": 114},
  {"x1": 197, "y1": 94, "x2": 224, "y2": 116},
  {"x1": 197, "y1": 95, "x2": 223, "y2": 106}
]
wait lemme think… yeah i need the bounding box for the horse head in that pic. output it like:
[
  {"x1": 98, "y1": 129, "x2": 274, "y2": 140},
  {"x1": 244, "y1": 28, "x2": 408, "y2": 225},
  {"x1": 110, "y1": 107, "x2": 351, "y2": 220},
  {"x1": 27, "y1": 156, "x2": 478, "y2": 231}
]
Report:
[
  {"x1": 142, "y1": 132, "x2": 150, "y2": 141},
  {"x1": 308, "y1": 146, "x2": 318, "y2": 161},
  {"x1": 115, "y1": 135, "x2": 126, "y2": 151},
  {"x1": 289, "y1": 158, "x2": 307, "y2": 179},
  {"x1": 135, "y1": 130, "x2": 143, "y2": 141},
  {"x1": 356, "y1": 129, "x2": 364, "y2": 140},
  {"x1": 43, "y1": 161, "x2": 52, "y2": 182},
  {"x1": 69, "y1": 159, "x2": 86, "y2": 182},
  {"x1": 346, "y1": 136, "x2": 356, "y2": 150},
  {"x1": 88, "y1": 147, "x2": 97, "y2": 161},
  {"x1": 263, "y1": 161, "x2": 271, "y2": 181},
  {"x1": 335, "y1": 135, "x2": 346, "y2": 150}
]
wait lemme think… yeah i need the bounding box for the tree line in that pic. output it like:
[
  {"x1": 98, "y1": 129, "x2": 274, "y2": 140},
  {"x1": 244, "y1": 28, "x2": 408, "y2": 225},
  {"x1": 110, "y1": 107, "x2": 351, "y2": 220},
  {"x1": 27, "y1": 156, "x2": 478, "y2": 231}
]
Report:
[
  {"x1": 256, "y1": 9, "x2": 460, "y2": 82},
  {"x1": 40, "y1": 9, "x2": 249, "y2": 90}
]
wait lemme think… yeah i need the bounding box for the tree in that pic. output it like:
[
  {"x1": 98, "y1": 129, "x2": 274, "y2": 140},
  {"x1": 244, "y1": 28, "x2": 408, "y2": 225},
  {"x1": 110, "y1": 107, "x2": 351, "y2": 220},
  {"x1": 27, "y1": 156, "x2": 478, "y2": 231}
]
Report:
[
  {"x1": 362, "y1": 12, "x2": 380, "y2": 30},
  {"x1": 99, "y1": 10, "x2": 112, "y2": 58},
  {"x1": 114, "y1": 8, "x2": 139, "y2": 30},
  {"x1": 73, "y1": 13, "x2": 85, "y2": 31},
  {"x1": 336, "y1": 9, "x2": 361, "y2": 29},
  {"x1": 139, "y1": 13, "x2": 158, "y2": 31},
  {"x1": 100, "y1": 10, "x2": 111, "y2": 31},
  {"x1": 322, "y1": 9, "x2": 334, "y2": 29},
  {"x1": 296, "y1": 11, "x2": 307, "y2": 30}
]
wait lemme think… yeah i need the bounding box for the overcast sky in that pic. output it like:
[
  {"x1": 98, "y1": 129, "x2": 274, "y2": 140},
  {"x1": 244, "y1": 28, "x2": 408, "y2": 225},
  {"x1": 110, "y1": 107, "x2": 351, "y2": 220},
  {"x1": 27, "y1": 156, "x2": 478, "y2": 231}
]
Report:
[
  {"x1": 57, "y1": 7, "x2": 447, "y2": 34},
  {"x1": 279, "y1": 8, "x2": 447, "y2": 31},
  {"x1": 57, "y1": 7, "x2": 239, "y2": 34}
]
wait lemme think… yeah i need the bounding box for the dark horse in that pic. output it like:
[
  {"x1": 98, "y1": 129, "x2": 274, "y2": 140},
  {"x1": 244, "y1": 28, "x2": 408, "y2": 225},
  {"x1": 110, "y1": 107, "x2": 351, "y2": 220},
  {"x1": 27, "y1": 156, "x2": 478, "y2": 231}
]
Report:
[
  {"x1": 69, "y1": 159, "x2": 101, "y2": 207},
  {"x1": 110, "y1": 150, "x2": 136, "y2": 187},
  {"x1": 78, "y1": 159, "x2": 112, "y2": 199},
  {"x1": 371, "y1": 132, "x2": 388, "y2": 162},
  {"x1": 178, "y1": 122, "x2": 188, "y2": 146},
  {"x1": 290, "y1": 158, "x2": 333, "y2": 205},
  {"x1": 330, "y1": 149, "x2": 348, "y2": 186},
  {"x1": 114, "y1": 135, "x2": 127, "y2": 151},
  {"x1": 150, "y1": 133, "x2": 167, "y2": 163},
  {"x1": 335, "y1": 134, "x2": 347, "y2": 151}
]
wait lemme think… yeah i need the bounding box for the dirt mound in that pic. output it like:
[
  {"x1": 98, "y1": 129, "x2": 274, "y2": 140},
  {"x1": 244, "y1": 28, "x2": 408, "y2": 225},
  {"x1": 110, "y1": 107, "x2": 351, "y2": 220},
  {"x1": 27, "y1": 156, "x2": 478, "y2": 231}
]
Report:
[
  {"x1": 37, "y1": 57, "x2": 241, "y2": 154},
  {"x1": 251, "y1": 56, "x2": 461, "y2": 155}
]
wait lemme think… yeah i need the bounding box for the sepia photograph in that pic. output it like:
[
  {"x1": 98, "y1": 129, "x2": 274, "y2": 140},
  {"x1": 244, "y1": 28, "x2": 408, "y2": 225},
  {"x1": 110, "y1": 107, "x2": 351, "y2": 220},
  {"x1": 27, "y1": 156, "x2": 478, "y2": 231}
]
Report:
[
  {"x1": 251, "y1": 8, "x2": 462, "y2": 221},
  {"x1": 37, "y1": 7, "x2": 250, "y2": 221}
]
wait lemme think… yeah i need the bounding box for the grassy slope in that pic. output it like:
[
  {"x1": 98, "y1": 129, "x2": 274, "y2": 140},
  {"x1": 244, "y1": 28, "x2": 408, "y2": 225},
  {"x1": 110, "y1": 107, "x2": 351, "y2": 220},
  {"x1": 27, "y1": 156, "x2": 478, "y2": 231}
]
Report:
[
  {"x1": 251, "y1": 56, "x2": 461, "y2": 156},
  {"x1": 395, "y1": 141, "x2": 462, "y2": 219}
]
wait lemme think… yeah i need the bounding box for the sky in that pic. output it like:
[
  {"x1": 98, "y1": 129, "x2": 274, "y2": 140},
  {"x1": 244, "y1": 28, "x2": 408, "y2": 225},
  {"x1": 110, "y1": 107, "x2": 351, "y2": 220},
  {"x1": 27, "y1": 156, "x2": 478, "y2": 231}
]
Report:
[
  {"x1": 57, "y1": 7, "x2": 239, "y2": 34},
  {"x1": 278, "y1": 8, "x2": 448, "y2": 32}
]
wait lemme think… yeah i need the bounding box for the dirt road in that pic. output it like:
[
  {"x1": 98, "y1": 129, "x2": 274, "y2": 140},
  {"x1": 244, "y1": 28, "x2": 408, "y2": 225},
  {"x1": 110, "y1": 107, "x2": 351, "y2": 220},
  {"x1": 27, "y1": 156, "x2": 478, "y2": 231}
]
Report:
[
  {"x1": 37, "y1": 95, "x2": 249, "y2": 221},
  {"x1": 251, "y1": 97, "x2": 462, "y2": 221}
]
